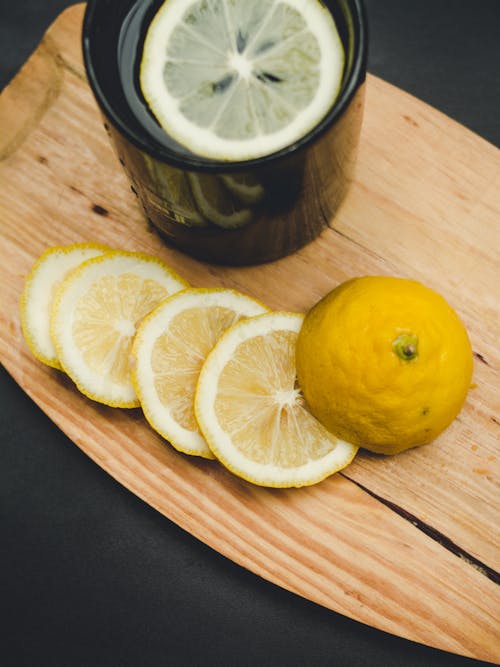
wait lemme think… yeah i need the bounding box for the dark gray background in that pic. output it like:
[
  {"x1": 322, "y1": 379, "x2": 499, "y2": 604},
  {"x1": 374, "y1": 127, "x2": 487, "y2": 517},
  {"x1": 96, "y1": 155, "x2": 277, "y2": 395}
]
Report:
[{"x1": 1, "y1": 2, "x2": 498, "y2": 666}]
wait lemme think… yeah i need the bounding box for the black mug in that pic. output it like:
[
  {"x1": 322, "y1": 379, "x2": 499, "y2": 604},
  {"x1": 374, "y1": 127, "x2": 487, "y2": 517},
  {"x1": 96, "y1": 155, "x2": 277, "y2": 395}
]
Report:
[{"x1": 83, "y1": 0, "x2": 368, "y2": 265}]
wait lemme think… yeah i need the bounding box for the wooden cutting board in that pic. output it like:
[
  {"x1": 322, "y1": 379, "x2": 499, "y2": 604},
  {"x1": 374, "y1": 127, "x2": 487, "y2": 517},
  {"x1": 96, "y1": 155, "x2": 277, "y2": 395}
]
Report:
[{"x1": 1, "y1": 4, "x2": 498, "y2": 661}]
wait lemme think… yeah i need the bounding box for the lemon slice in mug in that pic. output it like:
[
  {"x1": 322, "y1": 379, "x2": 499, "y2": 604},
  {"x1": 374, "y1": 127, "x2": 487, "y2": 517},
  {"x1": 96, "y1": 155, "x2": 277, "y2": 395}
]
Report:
[
  {"x1": 187, "y1": 173, "x2": 254, "y2": 228},
  {"x1": 195, "y1": 312, "x2": 358, "y2": 487},
  {"x1": 140, "y1": 0, "x2": 344, "y2": 161},
  {"x1": 143, "y1": 155, "x2": 208, "y2": 226},
  {"x1": 220, "y1": 172, "x2": 265, "y2": 205}
]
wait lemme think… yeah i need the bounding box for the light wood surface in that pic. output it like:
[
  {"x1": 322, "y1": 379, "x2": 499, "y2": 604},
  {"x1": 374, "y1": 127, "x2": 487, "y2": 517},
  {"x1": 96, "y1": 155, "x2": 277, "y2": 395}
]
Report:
[{"x1": 1, "y1": 5, "x2": 499, "y2": 661}]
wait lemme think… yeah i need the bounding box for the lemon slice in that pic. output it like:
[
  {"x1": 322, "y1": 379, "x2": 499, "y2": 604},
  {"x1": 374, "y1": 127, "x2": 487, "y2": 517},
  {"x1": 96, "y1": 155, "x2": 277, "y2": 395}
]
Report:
[
  {"x1": 132, "y1": 288, "x2": 267, "y2": 458},
  {"x1": 220, "y1": 173, "x2": 265, "y2": 205},
  {"x1": 20, "y1": 243, "x2": 109, "y2": 369},
  {"x1": 143, "y1": 155, "x2": 207, "y2": 227},
  {"x1": 188, "y1": 173, "x2": 253, "y2": 228},
  {"x1": 195, "y1": 312, "x2": 358, "y2": 487},
  {"x1": 140, "y1": 0, "x2": 344, "y2": 161},
  {"x1": 50, "y1": 251, "x2": 188, "y2": 407}
]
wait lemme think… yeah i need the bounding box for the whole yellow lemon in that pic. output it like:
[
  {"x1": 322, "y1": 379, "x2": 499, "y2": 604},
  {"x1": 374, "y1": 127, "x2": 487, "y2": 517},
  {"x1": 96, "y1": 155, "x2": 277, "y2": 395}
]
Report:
[{"x1": 295, "y1": 276, "x2": 473, "y2": 455}]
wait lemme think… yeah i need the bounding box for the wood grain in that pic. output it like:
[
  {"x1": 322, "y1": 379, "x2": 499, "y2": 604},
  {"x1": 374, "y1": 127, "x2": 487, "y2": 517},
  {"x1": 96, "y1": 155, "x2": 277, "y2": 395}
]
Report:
[{"x1": 1, "y1": 4, "x2": 499, "y2": 661}]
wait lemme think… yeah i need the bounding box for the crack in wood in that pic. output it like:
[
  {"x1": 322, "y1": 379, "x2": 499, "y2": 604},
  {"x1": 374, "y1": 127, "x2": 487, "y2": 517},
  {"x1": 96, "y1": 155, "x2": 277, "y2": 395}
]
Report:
[
  {"x1": 474, "y1": 351, "x2": 489, "y2": 366},
  {"x1": 329, "y1": 222, "x2": 395, "y2": 269},
  {"x1": 342, "y1": 474, "x2": 500, "y2": 585},
  {"x1": 54, "y1": 51, "x2": 87, "y2": 83}
]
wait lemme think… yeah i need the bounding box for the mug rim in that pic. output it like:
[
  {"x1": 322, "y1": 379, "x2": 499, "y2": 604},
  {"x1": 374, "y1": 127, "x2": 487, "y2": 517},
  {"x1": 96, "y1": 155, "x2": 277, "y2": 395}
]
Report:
[{"x1": 82, "y1": 0, "x2": 368, "y2": 173}]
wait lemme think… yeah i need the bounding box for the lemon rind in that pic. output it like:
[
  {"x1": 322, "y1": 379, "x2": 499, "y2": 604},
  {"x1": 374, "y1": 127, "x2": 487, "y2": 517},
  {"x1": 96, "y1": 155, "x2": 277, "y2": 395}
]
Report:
[
  {"x1": 20, "y1": 243, "x2": 111, "y2": 369},
  {"x1": 220, "y1": 175, "x2": 265, "y2": 206}
]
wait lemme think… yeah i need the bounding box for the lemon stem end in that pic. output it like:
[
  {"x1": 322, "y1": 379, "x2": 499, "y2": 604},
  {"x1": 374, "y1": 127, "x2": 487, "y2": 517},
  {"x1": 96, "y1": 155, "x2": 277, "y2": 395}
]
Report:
[{"x1": 393, "y1": 334, "x2": 418, "y2": 361}]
